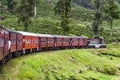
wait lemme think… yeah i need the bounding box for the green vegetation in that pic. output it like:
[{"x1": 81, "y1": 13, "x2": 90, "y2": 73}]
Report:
[
  {"x1": 104, "y1": 0, "x2": 120, "y2": 36},
  {"x1": 0, "y1": 0, "x2": 120, "y2": 42},
  {"x1": 54, "y1": 0, "x2": 71, "y2": 34},
  {"x1": 0, "y1": 44, "x2": 120, "y2": 80},
  {"x1": 16, "y1": 0, "x2": 34, "y2": 31}
]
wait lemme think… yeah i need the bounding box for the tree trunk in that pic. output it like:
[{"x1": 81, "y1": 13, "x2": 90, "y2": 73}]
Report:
[
  {"x1": 34, "y1": 0, "x2": 37, "y2": 19},
  {"x1": 94, "y1": 18, "x2": 99, "y2": 36},
  {"x1": 110, "y1": 20, "x2": 113, "y2": 36},
  {"x1": 24, "y1": 22, "x2": 28, "y2": 31},
  {"x1": 95, "y1": 24, "x2": 98, "y2": 36}
]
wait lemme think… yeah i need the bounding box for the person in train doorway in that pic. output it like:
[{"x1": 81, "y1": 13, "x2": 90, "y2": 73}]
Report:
[{"x1": 8, "y1": 38, "x2": 11, "y2": 51}]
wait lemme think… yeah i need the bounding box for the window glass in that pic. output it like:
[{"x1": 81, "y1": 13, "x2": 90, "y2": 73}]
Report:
[
  {"x1": 11, "y1": 38, "x2": 16, "y2": 44},
  {"x1": 57, "y1": 39, "x2": 62, "y2": 42},
  {"x1": 90, "y1": 39, "x2": 100, "y2": 44},
  {"x1": 25, "y1": 39, "x2": 31, "y2": 43},
  {"x1": 33, "y1": 40, "x2": 38, "y2": 43},
  {"x1": 18, "y1": 38, "x2": 22, "y2": 43},
  {"x1": 41, "y1": 39, "x2": 46, "y2": 42},
  {"x1": 48, "y1": 40, "x2": 53, "y2": 43},
  {"x1": 0, "y1": 37, "x2": 4, "y2": 47}
]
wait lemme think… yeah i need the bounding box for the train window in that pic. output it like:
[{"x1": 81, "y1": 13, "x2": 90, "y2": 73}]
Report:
[
  {"x1": 25, "y1": 40, "x2": 28, "y2": 43},
  {"x1": 57, "y1": 40, "x2": 62, "y2": 42},
  {"x1": 33, "y1": 40, "x2": 38, "y2": 43},
  {"x1": 11, "y1": 38, "x2": 16, "y2": 44},
  {"x1": 41, "y1": 40, "x2": 46, "y2": 42},
  {"x1": 89, "y1": 39, "x2": 100, "y2": 44},
  {"x1": 25, "y1": 39, "x2": 31, "y2": 43},
  {"x1": 48, "y1": 40, "x2": 53, "y2": 43},
  {"x1": 18, "y1": 39, "x2": 22, "y2": 43},
  {"x1": 0, "y1": 37, "x2": 4, "y2": 47},
  {"x1": 65, "y1": 40, "x2": 69, "y2": 42}
]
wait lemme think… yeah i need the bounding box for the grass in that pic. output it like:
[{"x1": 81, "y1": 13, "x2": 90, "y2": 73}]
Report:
[{"x1": 0, "y1": 44, "x2": 120, "y2": 80}]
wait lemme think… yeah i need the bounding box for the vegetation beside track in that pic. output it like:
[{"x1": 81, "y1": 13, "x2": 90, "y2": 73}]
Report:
[{"x1": 0, "y1": 44, "x2": 120, "y2": 80}]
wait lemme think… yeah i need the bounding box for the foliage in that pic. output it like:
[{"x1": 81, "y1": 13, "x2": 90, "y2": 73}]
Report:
[
  {"x1": 54, "y1": 0, "x2": 72, "y2": 35},
  {"x1": 103, "y1": 0, "x2": 120, "y2": 36},
  {"x1": 6, "y1": 0, "x2": 18, "y2": 14},
  {"x1": 0, "y1": 0, "x2": 120, "y2": 42},
  {"x1": 0, "y1": 46, "x2": 120, "y2": 80},
  {"x1": 16, "y1": 0, "x2": 34, "y2": 31},
  {"x1": 92, "y1": 0, "x2": 105, "y2": 36},
  {"x1": 70, "y1": 5, "x2": 95, "y2": 21},
  {"x1": 0, "y1": 0, "x2": 8, "y2": 13},
  {"x1": 72, "y1": 0, "x2": 94, "y2": 9}
]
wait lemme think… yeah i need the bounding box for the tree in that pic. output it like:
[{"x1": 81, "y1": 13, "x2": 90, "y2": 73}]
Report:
[
  {"x1": 16, "y1": 0, "x2": 34, "y2": 31},
  {"x1": 54, "y1": 0, "x2": 71, "y2": 35},
  {"x1": 92, "y1": 0, "x2": 105, "y2": 36},
  {"x1": 104, "y1": 0, "x2": 120, "y2": 36},
  {"x1": 117, "y1": 0, "x2": 120, "y2": 3},
  {"x1": 6, "y1": 0, "x2": 18, "y2": 14},
  {"x1": 0, "y1": 0, "x2": 8, "y2": 13},
  {"x1": 34, "y1": 0, "x2": 37, "y2": 19}
]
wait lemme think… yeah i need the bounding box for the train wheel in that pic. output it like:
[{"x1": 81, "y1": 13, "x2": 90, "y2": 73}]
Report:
[
  {"x1": 19, "y1": 51, "x2": 23, "y2": 56},
  {"x1": 0, "y1": 58, "x2": 6, "y2": 65},
  {"x1": 6, "y1": 53, "x2": 12, "y2": 60},
  {"x1": 13, "y1": 52, "x2": 20, "y2": 57}
]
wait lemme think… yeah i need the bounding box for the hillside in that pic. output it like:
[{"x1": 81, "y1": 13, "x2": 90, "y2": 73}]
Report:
[
  {"x1": 0, "y1": 0, "x2": 120, "y2": 42},
  {"x1": 0, "y1": 44, "x2": 120, "y2": 80},
  {"x1": 0, "y1": 0, "x2": 95, "y2": 36}
]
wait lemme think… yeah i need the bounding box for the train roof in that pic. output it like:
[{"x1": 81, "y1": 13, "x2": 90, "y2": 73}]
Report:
[
  {"x1": 52, "y1": 35, "x2": 67, "y2": 38},
  {"x1": 37, "y1": 34, "x2": 55, "y2": 37},
  {"x1": 0, "y1": 26, "x2": 88, "y2": 38},
  {"x1": 69, "y1": 36, "x2": 87, "y2": 38},
  {"x1": 40, "y1": 34, "x2": 87, "y2": 38},
  {"x1": 0, "y1": 26, "x2": 22, "y2": 34},
  {"x1": 37, "y1": 34, "x2": 87, "y2": 38},
  {"x1": 18, "y1": 31, "x2": 38, "y2": 36},
  {"x1": 6, "y1": 28, "x2": 22, "y2": 34}
]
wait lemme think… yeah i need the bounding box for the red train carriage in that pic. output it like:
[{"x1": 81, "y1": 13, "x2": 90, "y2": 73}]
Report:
[
  {"x1": 0, "y1": 27, "x2": 6, "y2": 61},
  {"x1": 70, "y1": 36, "x2": 79, "y2": 47},
  {"x1": 4, "y1": 28, "x2": 23, "y2": 57},
  {"x1": 38, "y1": 34, "x2": 55, "y2": 50},
  {"x1": 4, "y1": 30, "x2": 9, "y2": 58},
  {"x1": 0, "y1": 28, "x2": 4, "y2": 61},
  {"x1": 0, "y1": 26, "x2": 107, "y2": 65},
  {"x1": 0, "y1": 26, "x2": 9, "y2": 63},
  {"x1": 10, "y1": 33, "x2": 17, "y2": 53},
  {"x1": 62, "y1": 36, "x2": 70, "y2": 48},
  {"x1": 18, "y1": 31, "x2": 39, "y2": 54},
  {"x1": 78, "y1": 36, "x2": 88, "y2": 47},
  {"x1": 54, "y1": 35, "x2": 63, "y2": 49},
  {"x1": 17, "y1": 34, "x2": 23, "y2": 52},
  {"x1": 32, "y1": 36, "x2": 39, "y2": 51},
  {"x1": 38, "y1": 34, "x2": 47, "y2": 49},
  {"x1": 47, "y1": 35, "x2": 54, "y2": 49}
]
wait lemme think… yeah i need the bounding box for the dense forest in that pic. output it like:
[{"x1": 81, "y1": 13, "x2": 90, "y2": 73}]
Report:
[{"x1": 0, "y1": 0, "x2": 120, "y2": 42}]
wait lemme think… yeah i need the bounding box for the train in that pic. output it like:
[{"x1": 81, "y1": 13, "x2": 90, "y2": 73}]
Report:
[{"x1": 0, "y1": 26, "x2": 106, "y2": 64}]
